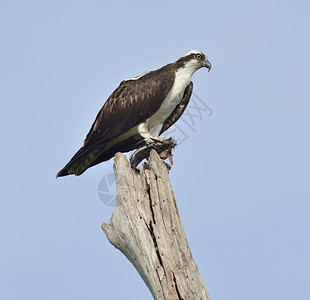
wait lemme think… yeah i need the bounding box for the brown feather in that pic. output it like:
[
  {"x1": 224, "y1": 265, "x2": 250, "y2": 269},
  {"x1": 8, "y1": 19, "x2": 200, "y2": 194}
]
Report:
[
  {"x1": 57, "y1": 65, "x2": 176, "y2": 176},
  {"x1": 84, "y1": 66, "x2": 175, "y2": 148}
]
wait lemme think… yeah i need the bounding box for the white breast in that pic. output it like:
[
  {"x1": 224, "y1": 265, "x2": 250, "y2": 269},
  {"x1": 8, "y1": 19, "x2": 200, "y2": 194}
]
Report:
[{"x1": 147, "y1": 65, "x2": 196, "y2": 136}]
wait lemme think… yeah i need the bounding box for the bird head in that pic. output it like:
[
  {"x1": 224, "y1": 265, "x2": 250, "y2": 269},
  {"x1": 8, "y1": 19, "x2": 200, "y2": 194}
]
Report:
[{"x1": 177, "y1": 50, "x2": 212, "y2": 73}]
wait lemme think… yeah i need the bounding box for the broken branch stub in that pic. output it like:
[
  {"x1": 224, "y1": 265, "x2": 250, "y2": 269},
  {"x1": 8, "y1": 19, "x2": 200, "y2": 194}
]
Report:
[{"x1": 102, "y1": 150, "x2": 210, "y2": 300}]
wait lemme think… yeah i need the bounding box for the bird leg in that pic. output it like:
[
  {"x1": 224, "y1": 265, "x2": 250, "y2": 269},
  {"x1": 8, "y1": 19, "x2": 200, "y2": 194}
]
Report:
[
  {"x1": 130, "y1": 137, "x2": 177, "y2": 168},
  {"x1": 137, "y1": 123, "x2": 165, "y2": 144}
]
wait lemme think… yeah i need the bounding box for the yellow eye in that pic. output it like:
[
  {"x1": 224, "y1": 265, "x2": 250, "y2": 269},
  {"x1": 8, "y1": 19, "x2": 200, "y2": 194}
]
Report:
[{"x1": 195, "y1": 54, "x2": 202, "y2": 60}]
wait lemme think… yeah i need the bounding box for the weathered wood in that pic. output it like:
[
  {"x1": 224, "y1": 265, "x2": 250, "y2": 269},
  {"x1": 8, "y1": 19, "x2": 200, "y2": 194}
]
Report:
[{"x1": 102, "y1": 150, "x2": 210, "y2": 300}]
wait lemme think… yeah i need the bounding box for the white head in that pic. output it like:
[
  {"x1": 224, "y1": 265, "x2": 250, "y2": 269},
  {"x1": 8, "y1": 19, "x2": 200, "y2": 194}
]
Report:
[
  {"x1": 182, "y1": 50, "x2": 206, "y2": 58},
  {"x1": 175, "y1": 50, "x2": 212, "y2": 75}
]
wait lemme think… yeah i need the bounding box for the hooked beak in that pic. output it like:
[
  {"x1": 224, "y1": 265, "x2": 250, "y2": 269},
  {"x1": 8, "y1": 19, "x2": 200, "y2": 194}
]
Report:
[{"x1": 203, "y1": 59, "x2": 212, "y2": 72}]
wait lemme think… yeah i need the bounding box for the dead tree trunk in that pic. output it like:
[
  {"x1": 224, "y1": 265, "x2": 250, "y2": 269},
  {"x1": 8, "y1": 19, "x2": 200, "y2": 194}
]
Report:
[{"x1": 102, "y1": 150, "x2": 210, "y2": 300}]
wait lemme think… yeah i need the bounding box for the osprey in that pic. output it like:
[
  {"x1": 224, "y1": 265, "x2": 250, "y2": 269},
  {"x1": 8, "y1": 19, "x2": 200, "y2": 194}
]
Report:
[{"x1": 57, "y1": 50, "x2": 211, "y2": 177}]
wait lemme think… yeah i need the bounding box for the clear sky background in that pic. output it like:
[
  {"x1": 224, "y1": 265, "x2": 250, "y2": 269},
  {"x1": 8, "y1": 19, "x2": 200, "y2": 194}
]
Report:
[{"x1": 1, "y1": 0, "x2": 309, "y2": 299}]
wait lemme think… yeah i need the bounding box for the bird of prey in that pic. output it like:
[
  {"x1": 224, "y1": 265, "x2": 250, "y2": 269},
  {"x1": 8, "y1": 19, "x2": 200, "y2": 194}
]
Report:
[{"x1": 57, "y1": 50, "x2": 211, "y2": 177}]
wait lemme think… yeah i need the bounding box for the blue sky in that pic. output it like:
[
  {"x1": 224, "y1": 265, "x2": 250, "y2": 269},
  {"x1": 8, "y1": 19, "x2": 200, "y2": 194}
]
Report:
[{"x1": 1, "y1": 0, "x2": 309, "y2": 299}]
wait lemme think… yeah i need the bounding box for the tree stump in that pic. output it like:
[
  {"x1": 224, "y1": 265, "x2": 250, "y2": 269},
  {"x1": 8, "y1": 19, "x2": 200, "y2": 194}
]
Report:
[{"x1": 102, "y1": 150, "x2": 210, "y2": 300}]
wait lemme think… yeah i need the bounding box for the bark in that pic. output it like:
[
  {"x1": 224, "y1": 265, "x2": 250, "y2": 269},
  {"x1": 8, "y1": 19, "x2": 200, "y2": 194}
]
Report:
[{"x1": 102, "y1": 150, "x2": 210, "y2": 300}]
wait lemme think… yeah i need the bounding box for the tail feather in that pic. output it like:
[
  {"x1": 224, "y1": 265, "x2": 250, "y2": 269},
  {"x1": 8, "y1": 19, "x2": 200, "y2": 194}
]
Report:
[
  {"x1": 56, "y1": 135, "x2": 144, "y2": 177},
  {"x1": 56, "y1": 145, "x2": 104, "y2": 177}
]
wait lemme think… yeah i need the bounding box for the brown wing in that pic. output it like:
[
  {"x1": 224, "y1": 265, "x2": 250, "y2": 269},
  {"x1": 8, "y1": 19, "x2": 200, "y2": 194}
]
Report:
[
  {"x1": 84, "y1": 66, "x2": 175, "y2": 147},
  {"x1": 160, "y1": 81, "x2": 193, "y2": 135},
  {"x1": 56, "y1": 66, "x2": 175, "y2": 177}
]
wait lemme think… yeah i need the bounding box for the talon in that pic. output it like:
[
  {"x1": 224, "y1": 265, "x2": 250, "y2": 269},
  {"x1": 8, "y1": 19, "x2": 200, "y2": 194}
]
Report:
[
  {"x1": 163, "y1": 161, "x2": 172, "y2": 171},
  {"x1": 131, "y1": 165, "x2": 140, "y2": 173},
  {"x1": 145, "y1": 136, "x2": 165, "y2": 144},
  {"x1": 130, "y1": 136, "x2": 177, "y2": 169},
  {"x1": 152, "y1": 136, "x2": 165, "y2": 143}
]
